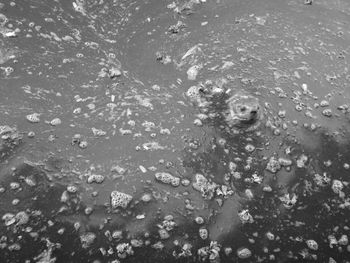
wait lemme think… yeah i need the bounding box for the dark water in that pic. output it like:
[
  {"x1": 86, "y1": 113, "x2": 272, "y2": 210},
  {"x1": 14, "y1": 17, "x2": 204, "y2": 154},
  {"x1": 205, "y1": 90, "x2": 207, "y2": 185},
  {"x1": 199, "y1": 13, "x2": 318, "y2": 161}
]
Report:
[{"x1": 1, "y1": 0, "x2": 350, "y2": 262}]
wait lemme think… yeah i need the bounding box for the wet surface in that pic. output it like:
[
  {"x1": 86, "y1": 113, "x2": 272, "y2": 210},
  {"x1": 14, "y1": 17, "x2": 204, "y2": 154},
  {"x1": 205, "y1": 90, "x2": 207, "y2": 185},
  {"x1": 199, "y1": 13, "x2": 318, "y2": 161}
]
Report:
[{"x1": 1, "y1": 0, "x2": 350, "y2": 262}]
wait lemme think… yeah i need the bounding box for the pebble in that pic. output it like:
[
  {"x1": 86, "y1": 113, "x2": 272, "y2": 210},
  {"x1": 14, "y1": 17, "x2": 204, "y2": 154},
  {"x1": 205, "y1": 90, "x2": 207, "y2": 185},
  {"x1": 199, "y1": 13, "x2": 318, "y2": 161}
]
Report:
[
  {"x1": 320, "y1": 100, "x2": 329, "y2": 107},
  {"x1": 237, "y1": 247, "x2": 252, "y2": 259},
  {"x1": 238, "y1": 210, "x2": 254, "y2": 224},
  {"x1": 50, "y1": 118, "x2": 61, "y2": 126},
  {"x1": 331, "y1": 180, "x2": 344, "y2": 194},
  {"x1": 306, "y1": 240, "x2": 318, "y2": 250},
  {"x1": 80, "y1": 232, "x2": 96, "y2": 248},
  {"x1": 245, "y1": 144, "x2": 255, "y2": 153},
  {"x1": 199, "y1": 228, "x2": 208, "y2": 240},
  {"x1": 158, "y1": 229, "x2": 170, "y2": 240},
  {"x1": 67, "y1": 185, "x2": 78, "y2": 193},
  {"x1": 87, "y1": 174, "x2": 105, "y2": 184},
  {"x1": 338, "y1": 235, "x2": 348, "y2": 246},
  {"x1": 266, "y1": 232, "x2": 275, "y2": 240},
  {"x1": 110, "y1": 191, "x2": 133, "y2": 209},
  {"x1": 14, "y1": 211, "x2": 29, "y2": 225},
  {"x1": 26, "y1": 113, "x2": 40, "y2": 123},
  {"x1": 187, "y1": 64, "x2": 202, "y2": 80},
  {"x1": 266, "y1": 157, "x2": 281, "y2": 173},
  {"x1": 195, "y1": 216, "x2": 204, "y2": 225},
  {"x1": 181, "y1": 179, "x2": 190, "y2": 186},
  {"x1": 155, "y1": 172, "x2": 180, "y2": 187},
  {"x1": 322, "y1": 109, "x2": 332, "y2": 117},
  {"x1": 78, "y1": 140, "x2": 88, "y2": 149},
  {"x1": 27, "y1": 131, "x2": 35, "y2": 138},
  {"x1": 141, "y1": 193, "x2": 152, "y2": 202}
]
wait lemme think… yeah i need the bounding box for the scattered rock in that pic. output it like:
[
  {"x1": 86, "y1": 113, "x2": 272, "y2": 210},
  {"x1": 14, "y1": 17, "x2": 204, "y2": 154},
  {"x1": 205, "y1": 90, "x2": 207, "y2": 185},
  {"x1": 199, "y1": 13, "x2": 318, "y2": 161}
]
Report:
[
  {"x1": 155, "y1": 172, "x2": 180, "y2": 187},
  {"x1": 110, "y1": 191, "x2": 133, "y2": 209},
  {"x1": 237, "y1": 247, "x2": 252, "y2": 259}
]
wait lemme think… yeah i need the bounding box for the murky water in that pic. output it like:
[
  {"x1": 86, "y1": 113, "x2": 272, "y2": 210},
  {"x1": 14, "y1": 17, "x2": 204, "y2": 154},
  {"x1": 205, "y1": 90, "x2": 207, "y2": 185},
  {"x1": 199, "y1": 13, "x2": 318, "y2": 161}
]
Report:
[{"x1": 1, "y1": 0, "x2": 350, "y2": 262}]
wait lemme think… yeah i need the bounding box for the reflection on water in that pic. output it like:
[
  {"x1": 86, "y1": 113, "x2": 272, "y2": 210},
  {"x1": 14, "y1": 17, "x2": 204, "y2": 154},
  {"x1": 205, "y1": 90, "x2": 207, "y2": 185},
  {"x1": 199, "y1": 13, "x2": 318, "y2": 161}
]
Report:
[{"x1": 1, "y1": 0, "x2": 350, "y2": 262}]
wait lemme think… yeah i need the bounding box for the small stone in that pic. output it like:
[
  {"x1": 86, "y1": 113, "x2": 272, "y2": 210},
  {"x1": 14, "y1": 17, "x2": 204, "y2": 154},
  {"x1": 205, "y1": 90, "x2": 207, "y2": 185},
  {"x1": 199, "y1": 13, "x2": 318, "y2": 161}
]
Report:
[
  {"x1": 27, "y1": 131, "x2": 35, "y2": 138},
  {"x1": 187, "y1": 64, "x2": 202, "y2": 80},
  {"x1": 320, "y1": 100, "x2": 329, "y2": 107},
  {"x1": 78, "y1": 140, "x2": 88, "y2": 149},
  {"x1": 296, "y1": 154, "x2": 308, "y2": 168},
  {"x1": 224, "y1": 247, "x2": 233, "y2": 256},
  {"x1": 155, "y1": 172, "x2": 180, "y2": 187},
  {"x1": 338, "y1": 235, "x2": 348, "y2": 246},
  {"x1": 322, "y1": 109, "x2": 332, "y2": 117},
  {"x1": 87, "y1": 174, "x2": 105, "y2": 184},
  {"x1": 238, "y1": 210, "x2": 254, "y2": 224},
  {"x1": 50, "y1": 118, "x2": 61, "y2": 126},
  {"x1": 331, "y1": 180, "x2": 344, "y2": 194},
  {"x1": 61, "y1": 190, "x2": 69, "y2": 203},
  {"x1": 2, "y1": 213, "x2": 15, "y2": 226},
  {"x1": 158, "y1": 229, "x2": 170, "y2": 240},
  {"x1": 26, "y1": 113, "x2": 40, "y2": 123},
  {"x1": 112, "y1": 230, "x2": 123, "y2": 240},
  {"x1": 306, "y1": 240, "x2": 318, "y2": 250},
  {"x1": 199, "y1": 228, "x2": 208, "y2": 240},
  {"x1": 10, "y1": 182, "x2": 20, "y2": 190},
  {"x1": 266, "y1": 157, "x2": 281, "y2": 173},
  {"x1": 237, "y1": 247, "x2": 252, "y2": 259},
  {"x1": 141, "y1": 193, "x2": 152, "y2": 202},
  {"x1": 195, "y1": 216, "x2": 204, "y2": 225},
  {"x1": 80, "y1": 232, "x2": 96, "y2": 248},
  {"x1": 85, "y1": 207, "x2": 93, "y2": 215},
  {"x1": 181, "y1": 179, "x2": 190, "y2": 186},
  {"x1": 278, "y1": 157, "x2": 292, "y2": 166},
  {"x1": 278, "y1": 110, "x2": 286, "y2": 118},
  {"x1": 110, "y1": 191, "x2": 133, "y2": 209},
  {"x1": 67, "y1": 185, "x2": 78, "y2": 193},
  {"x1": 15, "y1": 211, "x2": 29, "y2": 225},
  {"x1": 266, "y1": 232, "x2": 275, "y2": 240},
  {"x1": 245, "y1": 144, "x2": 255, "y2": 153},
  {"x1": 109, "y1": 67, "x2": 122, "y2": 78}
]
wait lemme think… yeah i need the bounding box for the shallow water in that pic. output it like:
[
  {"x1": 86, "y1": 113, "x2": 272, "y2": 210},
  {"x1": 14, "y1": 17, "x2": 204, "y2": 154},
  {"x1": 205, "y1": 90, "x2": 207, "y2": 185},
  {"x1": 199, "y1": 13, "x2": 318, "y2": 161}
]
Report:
[{"x1": 1, "y1": 0, "x2": 350, "y2": 262}]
